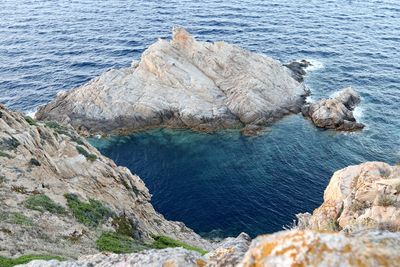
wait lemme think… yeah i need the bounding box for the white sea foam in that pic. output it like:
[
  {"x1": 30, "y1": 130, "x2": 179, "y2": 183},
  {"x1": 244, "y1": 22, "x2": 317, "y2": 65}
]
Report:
[
  {"x1": 25, "y1": 107, "x2": 38, "y2": 119},
  {"x1": 353, "y1": 106, "x2": 363, "y2": 120},
  {"x1": 304, "y1": 59, "x2": 324, "y2": 73}
]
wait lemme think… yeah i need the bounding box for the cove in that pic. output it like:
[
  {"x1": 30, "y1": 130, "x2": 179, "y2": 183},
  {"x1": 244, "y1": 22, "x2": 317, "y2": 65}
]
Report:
[{"x1": 89, "y1": 113, "x2": 397, "y2": 238}]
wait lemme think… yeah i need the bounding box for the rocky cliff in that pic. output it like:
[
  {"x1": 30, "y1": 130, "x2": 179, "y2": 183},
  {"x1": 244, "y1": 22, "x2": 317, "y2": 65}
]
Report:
[
  {"x1": 0, "y1": 104, "x2": 213, "y2": 260},
  {"x1": 2, "y1": 109, "x2": 397, "y2": 267},
  {"x1": 35, "y1": 28, "x2": 308, "y2": 135}
]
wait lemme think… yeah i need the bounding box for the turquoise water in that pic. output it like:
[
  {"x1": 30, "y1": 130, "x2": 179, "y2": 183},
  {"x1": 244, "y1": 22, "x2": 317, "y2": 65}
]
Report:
[{"x1": 1, "y1": 0, "x2": 400, "y2": 237}]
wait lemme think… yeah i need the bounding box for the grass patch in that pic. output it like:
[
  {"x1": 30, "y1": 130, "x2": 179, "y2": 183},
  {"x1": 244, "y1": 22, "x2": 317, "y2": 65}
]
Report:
[
  {"x1": 0, "y1": 212, "x2": 35, "y2": 227},
  {"x1": 24, "y1": 116, "x2": 37, "y2": 126},
  {"x1": 45, "y1": 121, "x2": 62, "y2": 129},
  {"x1": 76, "y1": 146, "x2": 97, "y2": 162},
  {"x1": 0, "y1": 255, "x2": 64, "y2": 267},
  {"x1": 64, "y1": 193, "x2": 112, "y2": 227},
  {"x1": 112, "y1": 216, "x2": 134, "y2": 236},
  {"x1": 24, "y1": 195, "x2": 65, "y2": 214},
  {"x1": 377, "y1": 194, "x2": 396, "y2": 207},
  {"x1": 0, "y1": 150, "x2": 13, "y2": 159},
  {"x1": 96, "y1": 232, "x2": 149, "y2": 254},
  {"x1": 151, "y1": 235, "x2": 207, "y2": 255},
  {"x1": 29, "y1": 158, "x2": 41, "y2": 166}
]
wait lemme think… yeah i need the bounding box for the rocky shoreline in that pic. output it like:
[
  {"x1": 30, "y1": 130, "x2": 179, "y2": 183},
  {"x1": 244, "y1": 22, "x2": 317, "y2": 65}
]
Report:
[{"x1": 1, "y1": 104, "x2": 399, "y2": 266}]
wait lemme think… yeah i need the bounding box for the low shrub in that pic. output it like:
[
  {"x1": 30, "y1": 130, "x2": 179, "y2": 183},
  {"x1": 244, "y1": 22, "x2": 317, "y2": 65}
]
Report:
[
  {"x1": 24, "y1": 116, "x2": 37, "y2": 126},
  {"x1": 96, "y1": 232, "x2": 149, "y2": 254},
  {"x1": 29, "y1": 158, "x2": 41, "y2": 166},
  {"x1": 0, "y1": 255, "x2": 64, "y2": 267},
  {"x1": 0, "y1": 212, "x2": 35, "y2": 227},
  {"x1": 377, "y1": 194, "x2": 396, "y2": 207},
  {"x1": 45, "y1": 121, "x2": 62, "y2": 129},
  {"x1": 24, "y1": 194, "x2": 65, "y2": 214},
  {"x1": 64, "y1": 193, "x2": 112, "y2": 227},
  {"x1": 151, "y1": 235, "x2": 207, "y2": 255},
  {"x1": 112, "y1": 216, "x2": 134, "y2": 236},
  {"x1": 324, "y1": 219, "x2": 341, "y2": 232},
  {"x1": 76, "y1": 146, "x2": 97, "y2": 162}
]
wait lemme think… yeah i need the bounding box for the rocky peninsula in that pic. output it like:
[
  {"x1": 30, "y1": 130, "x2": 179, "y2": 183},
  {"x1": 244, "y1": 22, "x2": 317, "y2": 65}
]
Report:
[
  {"x1": 36, "y1": 28, "x2": 309, "y2": 135},
  {"x1": 1, "y1": 104, "x2": 399, "y2": 266}
]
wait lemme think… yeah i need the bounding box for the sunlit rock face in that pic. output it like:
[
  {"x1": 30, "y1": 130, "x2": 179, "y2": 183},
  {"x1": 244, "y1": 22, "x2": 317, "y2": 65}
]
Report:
[
  {"x1": 302, "y1": 87, "x2": 364, "y2": 131},
  {"x1": 304, "y1": 162, "x2": 400, "y2": 233},
  {"x1": 36, "y1": 28, "x2": 307, "y2": 135},
  {"x1": 240, "y1": 230, "x2": 400, "y2": 267}
]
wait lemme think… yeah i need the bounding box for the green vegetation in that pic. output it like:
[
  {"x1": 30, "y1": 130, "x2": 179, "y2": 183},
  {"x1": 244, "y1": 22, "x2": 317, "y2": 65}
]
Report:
[
  {"x1": 96, "y1": 232, "x2": 149, "y2": 254},
  {"x1": 349, "y1": 200, "x2": 370, "y2": 212},
  {"x1": 0, "y1": 255, "x2": 64, "y2": 267},
  {"x1": 45, "y1": 121, "x2": 62, "y2": 129},
  {"x1": 151, "y1": 235, "x2": 208, "y2": 255},
  {"x1": 24, "y1": 195, "x2": 65, "y2": 214},
  {"x1": 324, "y1": 219, "x2": 341, "y2": 232},
  {"x1": 64, "y1": 193, "x2": 112, "y2": 227},
  {"x1": 10, "y1": 138, "x2": 20, "y2": 149},
  {"x1": 0, "y1": 212, "x2": 34, "y2": 227},
  {"x1": 112, "y1": 216, "x2": 134, "y2": 236},
  {"x1": 24, "y1": 116, "x2": 37, "y2": 126},
  {"x1": 377, "y1": 194, "x2": 396, "y2": 207},
  {"x1": 76, "y1": 146, "x2": 97, "y2": 162},
  {"x1": 29, "y1": 158, "x2": 41, "y2": 166},
  {"x1": 0, "y1": 150, "x2": 13, "y2": 159}
]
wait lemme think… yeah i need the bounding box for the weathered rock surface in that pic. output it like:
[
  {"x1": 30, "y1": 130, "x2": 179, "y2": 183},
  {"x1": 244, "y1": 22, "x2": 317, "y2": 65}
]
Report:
[
  {"x1": 303, "y1": 162, "x2": 400, "y2": 233},
  {"x1": 20, "y1": 248, "x2": 205, "y2": 267},
  {"x1": 36, "y1": 27, "x2": 307, "y2": 135},
  {"x1": 302, "y1": 87, "x2": 364, "y2": 131},
  {"x1": 0, "y1": 104, "x2": 212, "y2": 259},
  {"x1": 204, "y1": 232, "x2": 251, "y2": 267},
  {"x1": 240, "y1": 230, "x2": 400, "y2": 267}
]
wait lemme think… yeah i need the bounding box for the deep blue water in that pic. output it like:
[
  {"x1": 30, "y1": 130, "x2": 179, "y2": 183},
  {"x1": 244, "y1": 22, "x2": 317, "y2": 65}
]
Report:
[{"x1": 1, "y1": 0, "x2": 400, "y2": 238}]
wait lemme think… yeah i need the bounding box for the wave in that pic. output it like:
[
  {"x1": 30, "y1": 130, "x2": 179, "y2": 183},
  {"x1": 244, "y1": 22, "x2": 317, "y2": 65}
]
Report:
[
  {"x1": 24, "y1": 107, "x2": 37, "y2": 118},
  {"x1": 301, "y1": 59, "x2": 325, "y2": 73}
]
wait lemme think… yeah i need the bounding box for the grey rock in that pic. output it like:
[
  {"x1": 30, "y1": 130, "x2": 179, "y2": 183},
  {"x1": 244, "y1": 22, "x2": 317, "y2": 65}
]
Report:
[
  {"x1": 36, "y1": 27, "x2": 307, "y2": 135},
  {"x1": 302, "y1": 87, "x2": 364, "y2": 131}
]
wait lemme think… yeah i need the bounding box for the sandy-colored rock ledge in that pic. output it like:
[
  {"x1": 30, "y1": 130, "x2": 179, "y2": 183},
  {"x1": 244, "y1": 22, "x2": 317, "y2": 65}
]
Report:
[
  {"x1": 36, "y1": 27, "x2": 307, "y2": 135},
  {"x1": 302, "y1": 161, "x2": 400, "y2": 233},
  {"x1": 302, "y1": 87, "x2": 364, "y2": 131}
]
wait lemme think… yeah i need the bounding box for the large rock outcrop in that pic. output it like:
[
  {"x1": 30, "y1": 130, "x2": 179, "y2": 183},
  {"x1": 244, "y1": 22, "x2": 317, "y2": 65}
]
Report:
[
  {"x1": 0, "y1": 104, "x2": 212, "y2": 259},
  {"x1": 36, "y1": 27, "x2": 307, "y2": 135},
  {"x1": 302, "y1": 162, "x2": 400, "y2": 233},
  {"x1": 240, "y1": 230, "x2": 400, "y2": 267},
  {"x1": 302, "y1": 87, "x2": 364, "y2": 131}
]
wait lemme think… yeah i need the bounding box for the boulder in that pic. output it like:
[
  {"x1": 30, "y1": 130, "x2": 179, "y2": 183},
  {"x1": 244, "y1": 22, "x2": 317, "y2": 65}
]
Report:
[{"x1": 302, "y1": 87, "x2": 364, "y2": 130}]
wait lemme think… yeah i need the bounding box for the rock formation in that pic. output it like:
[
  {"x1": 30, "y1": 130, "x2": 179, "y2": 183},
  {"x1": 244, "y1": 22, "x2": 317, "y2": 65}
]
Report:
[
  {"x1": 302, "y1": 87, "x2": 365, "y2": 130},
  {"x1": 284, "y1": 59, "x2": 312, "y2": 82},
  {"x1": 35, "y1": 27, "x2": 308, "y2": 135},
  {"x1": 302, "y1": 161, "x2": 400, "y2": 233},
  {"x1": 0, "y1": 104, "x2": 212, "y2": 259},
  {"x1": 240, "y1": 230, "x2": 400, "y2": 267}
]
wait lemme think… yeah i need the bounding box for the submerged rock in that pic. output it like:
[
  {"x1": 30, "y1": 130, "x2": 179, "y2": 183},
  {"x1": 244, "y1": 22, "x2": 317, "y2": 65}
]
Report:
[
  {"x1": 302, "y1": 87, "x2": 364, "y2": 131},
  {"x1": 36, "y1": 27, "x2": 307, "y2": 135}
]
